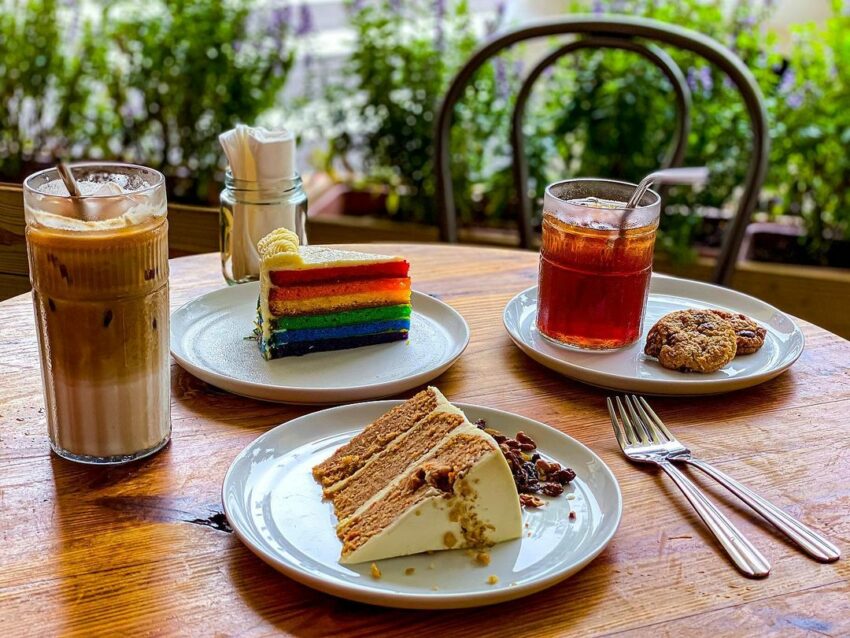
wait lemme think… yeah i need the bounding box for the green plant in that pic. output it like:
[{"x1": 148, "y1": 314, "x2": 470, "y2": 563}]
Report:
[
  {"x1": 310, "y1": 0, "x2": 522, "y2": 225},
  {"x1": 0, "y1": 0, "x2": 295, "y2": 203},
  {"x1": 97, "y1": 0, "x2": 295, "y2": 201},
  {"x1": 0, "y1": 0, "x2": 105, "y2": 175},
  {"x1": 765, "y1": 2, "x2": 850, "y2": 262}
]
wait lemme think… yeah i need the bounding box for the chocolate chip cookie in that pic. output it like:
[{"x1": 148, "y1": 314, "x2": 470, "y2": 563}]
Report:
[
  {"x1": 644, "y1": 310, "x2": 737, "y2": 373},
  {"x1": 710, "y1": 310, "x2": 766, "y2": 355}
]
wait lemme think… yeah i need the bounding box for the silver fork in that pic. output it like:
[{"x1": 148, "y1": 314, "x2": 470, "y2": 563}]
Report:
[
  {"x1": 608, "y1": 395, "x2": 771, "y2": 578},
  {"x1": 623, "y1": 395, "x2": 840, "y2": 563}
]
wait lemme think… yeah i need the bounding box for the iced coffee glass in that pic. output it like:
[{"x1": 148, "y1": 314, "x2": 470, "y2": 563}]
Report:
[
  {"x1": 24, "y1": 163, "x2": 171, "y2": 464},
  {"x1": 537, "y1": 178, "x2": 661, "y2": 351}
]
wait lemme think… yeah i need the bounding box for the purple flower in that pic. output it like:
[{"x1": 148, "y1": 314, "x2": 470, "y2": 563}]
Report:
[
  {"x1": 778, "y1": 68, "x2": 796, "y2": 94},
  {"x1": 697, "y1": 66, "x2": 713, "y2": 92},
  {"x1": 592, "y1": 0, "x2": 605, "y2": 13},
  {"x1": 351, "y1": 0, "x2": 365, "y2": 11},
  {"x1": 270, "y1": 4, "x2": 292, "y2": 31},
  {"x1": 786, "y1": 92, "x2": 804, "y2": 109},
  {"x1": 389, "y1": 0, "x2": 401, "y2": 12},
  {"x1": 434, "y1": 0, "x2": 445, "y2": 49},
  {"x1": 296, "y1": 4, "x2": 314, "y2": 36},
  {"x1": 686, "y1": 67, "x2": 698, "y2": 92},
  {"x1": 494, "y1": 58, "x2": 509, "y2": 101}
]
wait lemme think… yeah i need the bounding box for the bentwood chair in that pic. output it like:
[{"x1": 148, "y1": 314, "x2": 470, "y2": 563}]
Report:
[{"x1": 433, "y1": 15, "x2": 769, "y2": 286}]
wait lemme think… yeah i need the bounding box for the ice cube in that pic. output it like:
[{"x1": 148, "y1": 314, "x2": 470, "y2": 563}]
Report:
[{"x1": 79, "y1": 180, "x2": 127, "y2": 197}]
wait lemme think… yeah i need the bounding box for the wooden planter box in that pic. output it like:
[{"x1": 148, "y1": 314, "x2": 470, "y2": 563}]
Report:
[{"x1": 2, "y1": 182, "x2": 850, "y2": 339}]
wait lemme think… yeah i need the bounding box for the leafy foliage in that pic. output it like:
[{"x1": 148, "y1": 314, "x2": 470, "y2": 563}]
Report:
[
  {"x1": 318, "y1": 0, "x2": 850, "y2": 262},
  {"x1": 0, "y1": 0, "x2": 294, "y2": 202},
  {"x1": 765, "y1": 2, "x2": 850, "y2": 262}
]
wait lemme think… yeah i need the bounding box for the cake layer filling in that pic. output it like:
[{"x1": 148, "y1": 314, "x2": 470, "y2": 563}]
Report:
[
  {"x1": 269, "y1": 290, "x2": 411, "y2": 317},
  {"x1": 269, "y1": 319, "x2": 411, "y2": 345},
  {"x1": 339, "y1": 434, "x2": 495, "y2": 556},
  {"x1": 313, "y1": 388, "x2": 440, "y2": 487},
  {"x1": 269, "y1": 261, "x2": 409, "y2": 286},
  {"x1": 265, "y1": 331, "x2": 407, "y2": 358},
  {"x1": 271, "y1": 304, "x2": 411, "y2": 331},
  {"x1": 269, "y1": 277, "x2": 410, "y2": 303},
  {"x1": 330, "y1": 411, "x2": 466, "y2": 521}
]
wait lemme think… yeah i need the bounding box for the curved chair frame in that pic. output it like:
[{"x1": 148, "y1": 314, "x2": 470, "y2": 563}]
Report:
[
  {"x1": 511, "y1": 36, "x2": 692, "y2": 248},
  {"x1": 434, "y1": 15, "x2": 769, "y2": 286}
]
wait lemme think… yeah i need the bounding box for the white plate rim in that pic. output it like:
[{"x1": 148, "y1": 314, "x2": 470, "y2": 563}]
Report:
[
  {"x1": 502, "y1": 274, "x2": 805, "y2": 395},
  {"x1": 221, "y1": 400, "x2": 623, "y2": 609},
  {"x1": 170, "y1": 287, "x2": 470, "y2": 404}
]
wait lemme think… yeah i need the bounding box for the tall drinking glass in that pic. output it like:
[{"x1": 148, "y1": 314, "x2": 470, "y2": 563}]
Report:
[
  {"x1": 537, "y1": 178, "x2": 661, "y2": 351},
  {"x1": 24, "y1": 163, "x2": 171, "y2": 464}
]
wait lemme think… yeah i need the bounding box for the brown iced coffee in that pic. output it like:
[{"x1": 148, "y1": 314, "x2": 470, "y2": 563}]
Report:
[{"x1": 24, "y1": 163, "x2": 171, "y2": 464}]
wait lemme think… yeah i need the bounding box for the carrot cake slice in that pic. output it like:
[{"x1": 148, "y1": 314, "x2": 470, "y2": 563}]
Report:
[
  {"x1": 255, "y1": 228, "x2": 411, "y2": 359},
  {"x1": 313, "y1": 387, "x2": 523, "y2": 564}
]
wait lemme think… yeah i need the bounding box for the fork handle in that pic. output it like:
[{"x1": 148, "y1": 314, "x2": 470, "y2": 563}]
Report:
[
  {"x1": 682, "y1": 458, "x2": 840, "y2": 562},
  {"x1": 657, "y1": 459, "x2": 771, "y2": 578}
]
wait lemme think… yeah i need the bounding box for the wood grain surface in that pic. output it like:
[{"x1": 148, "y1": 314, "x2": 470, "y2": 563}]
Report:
[{"x1": 0, "y1": 244, "x2": 847, "y2": 637}]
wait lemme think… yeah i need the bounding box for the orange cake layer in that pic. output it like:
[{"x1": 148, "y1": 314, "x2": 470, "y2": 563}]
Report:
[
  {"x1": 329, "y1": 412, "x2": 466, "y2": 521},
  {"x1": 269, "y1": 277, "x2": 410, "y2": 302},
  {"x1": 339, "y1": 434, "x2": 494, "y2": 555},
  {"x1": 312, "y1": 388, "x2": 439, "y2": 488},
  {"x1": 269, "y1": 289, "x2": 412, "y2": 317},
  {"x1": 270, "y1": 261, "x2": 409, "y2": 286}
]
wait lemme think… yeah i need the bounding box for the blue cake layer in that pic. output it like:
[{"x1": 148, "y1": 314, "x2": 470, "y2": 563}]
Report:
[
  {"x1": 269, "y1": 319, "x2": 411, "y2": 345},
  {"x1": 267, "y1": 331, "x2": 409, "y2": 358}
]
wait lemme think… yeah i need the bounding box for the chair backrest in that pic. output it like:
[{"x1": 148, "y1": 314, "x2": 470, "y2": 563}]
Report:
[{"x1": 434, "y1": 15, "x2": 769, "y2": 286}]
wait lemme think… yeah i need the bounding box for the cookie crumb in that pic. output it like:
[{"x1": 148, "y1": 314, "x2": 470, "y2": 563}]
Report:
[
  {"x1": 487, "y1": 575, "x2": 499, "y2": 585},
  {"x1": 370, "y1": 563, "x2": 381, "y2": 579},
  {"x1": 567, "y1": 493, "x2": 576, "y2": 500},
  {"x1": 404, "y1": 567, "x2": 415, "y2": 576},
  {"x1": 428, "y1": 561, "x2": 436, "y2": 570},
  {"x1": 475, "y1": 551, "x2": 491, "y2": 566},
  {"x1": 431, "y1": 585, "x2": 439, "y2": 591},
  {"x1": 443, "y1": 531, "x2": 457, "y2": 548},
  {"x1": 569, "y1": 511, "x2": 577, "y2": 521}
]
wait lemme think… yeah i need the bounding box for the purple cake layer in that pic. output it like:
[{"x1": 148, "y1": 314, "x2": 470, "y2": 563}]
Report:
[{"x1": 268, "y1": 330, "x2": 408, "y2": 358}]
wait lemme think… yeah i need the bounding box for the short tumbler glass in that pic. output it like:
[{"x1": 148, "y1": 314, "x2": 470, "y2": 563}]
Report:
[{"x1": 536, "y1": 178, "x2": 661, "y2": 351}]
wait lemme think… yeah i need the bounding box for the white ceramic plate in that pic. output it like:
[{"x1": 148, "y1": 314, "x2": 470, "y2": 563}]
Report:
[
  {"x1": 503, "y1": 273, "x2": 804, "y2": 395},
  {"x1": 222, "y1": 401, "x2": 622, "y2": 609},
  {"x1": 170, "y1": 283, "x2": 469, "y2": 404}
]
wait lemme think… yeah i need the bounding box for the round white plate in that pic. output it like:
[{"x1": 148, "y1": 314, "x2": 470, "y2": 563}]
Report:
[
  {"x1": 222, "y1": 401, "x2": 622, "y2": 609},
  {"x1": 170, "y1": 283, "x2": 469, "y2": 404},
  {"x1": 503, "y1": 273, "x2": 804, "y2": 395}
]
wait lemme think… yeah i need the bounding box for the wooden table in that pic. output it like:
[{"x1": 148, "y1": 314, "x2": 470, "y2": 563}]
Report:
[{"x1": 1, "y1": 245, "x2": 848, "y2": 636}]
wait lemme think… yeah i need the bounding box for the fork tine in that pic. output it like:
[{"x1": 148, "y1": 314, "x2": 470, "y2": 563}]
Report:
[
  {"x1": 606, "y1": 397, "x2": 626, "y2": 449},
  {"x1": 615, "y1": 396, "x2": 640, "y2": 445},
  {"x1": 630, "y1": 394, "x2": 664, "y2": 443},
  {"x1": 637, "y1": 396, "x2": 677, "y2": 441},
  {"x1": 623, "y1": 395, "x2": 654, "y2": 444}
]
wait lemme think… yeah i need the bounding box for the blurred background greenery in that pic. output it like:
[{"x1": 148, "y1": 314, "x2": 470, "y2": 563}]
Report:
[{"x1": 1, "y1": 0, "x2": 849, "y2": 264}]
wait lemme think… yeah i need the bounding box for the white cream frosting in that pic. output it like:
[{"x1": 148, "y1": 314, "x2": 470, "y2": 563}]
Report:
[{"x1": 339, "y1": 404, "x2": 523, "y2": 564}]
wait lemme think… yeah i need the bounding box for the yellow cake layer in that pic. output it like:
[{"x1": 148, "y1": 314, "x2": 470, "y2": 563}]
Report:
[
  {"x1": 269, "y1": 289, "x2": 412, "y2": 317},
  {"x1": 258, "y1": 228, "x2": 403, "y2": 271}
]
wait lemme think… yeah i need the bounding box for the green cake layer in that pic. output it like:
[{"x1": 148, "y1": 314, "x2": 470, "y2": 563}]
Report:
[{"x1": 271, "y1": 304, "x2": 411, "y2": 331}]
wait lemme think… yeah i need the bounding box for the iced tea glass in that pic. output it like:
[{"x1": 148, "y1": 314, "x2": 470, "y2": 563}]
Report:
[
  {"x1": 24, "y1": 163, "x2": 171, "y2": 464},
  {"x1": 537, "y1": 178, "x2": 661, "y2": 351}
]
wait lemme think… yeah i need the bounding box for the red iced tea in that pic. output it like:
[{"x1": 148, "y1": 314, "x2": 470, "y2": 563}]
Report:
[{"x1": 537, "y1": 185, "x2": 659, "y2": 350}]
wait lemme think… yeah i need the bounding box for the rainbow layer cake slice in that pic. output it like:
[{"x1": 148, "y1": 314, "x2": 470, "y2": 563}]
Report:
[{"x1": 256, "y1": 229, "x2": 412, "y2": 359}]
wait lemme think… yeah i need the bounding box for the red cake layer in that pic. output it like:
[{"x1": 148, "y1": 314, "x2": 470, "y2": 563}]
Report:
[
  {"x1": 269, "y1": 261, "x2": 409, "y2": 286},
  {"x1": 269, "y1": 277, "x2": 411, "y2": 302}
]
